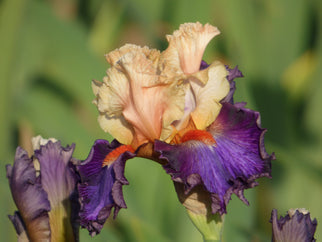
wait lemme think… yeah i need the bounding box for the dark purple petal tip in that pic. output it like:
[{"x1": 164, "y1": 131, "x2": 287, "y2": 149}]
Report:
[
  {"x1": 221, "y1": 65, "x2": 244, "y2": 104},
  {"x1": 155, "y1": 102, "x2": 274, "y2": 215},
  {"x1": 77, "y1": 139, "x2": 135, "y2": 236},
  {"x1": 8, "y1": 212, "x2": 26, "y2": 237},
  {"x1": 225, "y1": 65, "x2": 244, "y2": 82},
  {"x1": 270, "y1": 209, "x2": 317, "y2": 242},
  {"x1": 200, "y1": 60, "x2": 209, "y2": 70}
]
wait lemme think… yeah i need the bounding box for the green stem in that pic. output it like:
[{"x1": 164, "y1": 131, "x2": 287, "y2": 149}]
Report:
[{"x1": 187, "y1": 210, "x2": 225, "y2": 242}]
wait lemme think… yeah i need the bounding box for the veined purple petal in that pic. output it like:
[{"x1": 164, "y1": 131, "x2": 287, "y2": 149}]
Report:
[
  {"x1": 7, "y1": 140, "x2": 80, "y2": 241},
  {"x1": 270, "y1": 209, "x2": 317, "y2": 242},
  {"x1": 34, "y1": 141, "x2": 79, "y2": 241},
  {"x1": 155, "y1": 102, "x2": 274, "y2": 214},
  {"x1": 34, "y1": 141, "x2": 77, "y2": 209},
  {"x1": 77, "y1": 139, "x2": 135, "y2": 236},
  {"x1": 6, "y1": 147, "x2": 51, "y2": 241}
]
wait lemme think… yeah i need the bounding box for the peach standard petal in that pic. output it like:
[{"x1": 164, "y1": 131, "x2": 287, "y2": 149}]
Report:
[
  {"x1": 119, "y1": 52, "x2": 185, "y2": 147},
  {"x1": 160, "y1": 22, "x2": 220, "y2": 76},
  {"x1": 93, "y1": 45, "x2": 185, "y2": 148}
]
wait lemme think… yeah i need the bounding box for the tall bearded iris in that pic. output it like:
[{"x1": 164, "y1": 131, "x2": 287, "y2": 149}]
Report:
[{"x1": 77, "y1": 22, "x2": 274, "y2": 236}]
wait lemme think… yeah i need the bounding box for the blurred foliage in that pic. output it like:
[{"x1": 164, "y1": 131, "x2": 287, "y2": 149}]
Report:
[{"x1": 0, "y1": 0, "x2": 321, "y2": 241}]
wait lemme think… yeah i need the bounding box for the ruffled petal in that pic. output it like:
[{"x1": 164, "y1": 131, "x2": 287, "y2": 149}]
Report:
[
  {"x1": 6, "y1": 147, "x2": 51, "y2": 241},
  {"x1": 161, "y1": 22, "x2": 220, "y2": 75},
  {"x1": 34, "y1": 141, "x2": 76, "y2": 210},
  {"x1": 34, "y1": 140, "x2": 78, "y2": 241},
  {"x1": 270, "y1": 209, "x2": 317, "y2": 242},
  {"x1": 221, "y1": 65, "x2": 244, "y2": 104},
  {"x1": 155, "y1": 103, "x2": 273, "y2": 214},
  {"x1": 94, "y1": 48, "x2": 186, "y2": 148},
  {"x1": 119, "y1": 51, "x2": 171, "y2": 144},
  {"x1": 77, "y1": 139, "x2": 135, "y2": 236},
  {"x1": 105, "y1": 44, "x2": 160, "y2": 68}
]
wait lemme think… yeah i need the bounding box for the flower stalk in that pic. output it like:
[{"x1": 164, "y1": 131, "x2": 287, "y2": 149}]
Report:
[{"x1": 187, "y1": 210, "x2": 224, "y2": 242}]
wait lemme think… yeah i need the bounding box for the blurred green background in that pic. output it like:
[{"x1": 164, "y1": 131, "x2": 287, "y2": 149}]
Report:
[{"x1": 0, "y1": 0, "x2": 321, "y2": 241}]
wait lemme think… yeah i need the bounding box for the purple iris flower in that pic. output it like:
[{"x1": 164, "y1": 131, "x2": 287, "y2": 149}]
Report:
[{"x1": 6, "y1": 137, "x2": 79, "y2": 241}]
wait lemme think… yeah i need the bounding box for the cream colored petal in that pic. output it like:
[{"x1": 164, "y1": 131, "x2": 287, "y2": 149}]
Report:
[
  {"x1": 170, "y1": 83, "x2": 196, "y2": 133},
  {"x1": 93, "y1": 66, "x2": 134, "y2": 144},
  {"x1": 105, "y1": 44, "x2": 160, "y2": 67},
  {"x1": 105, "y1": 44, "x2": 139, "y2": 66},
  {"x1": 161, "y1": 22, "x2": 220, "y2": 75},
  {"x1": 190, "y1": 67, "x2": 210, "y2": 84},
  {"x1": 97, "y1": 114, "x2": 134, "y2": 145},
  {"x1": 94, "y1": 67, "x2": 129, "y2": 116},
  {"x1": 158, "y1": 40, "x2": 183, "y2": 82},
  {"x1": 190, "y1": 61, "x2": 229, "y2": 130}
]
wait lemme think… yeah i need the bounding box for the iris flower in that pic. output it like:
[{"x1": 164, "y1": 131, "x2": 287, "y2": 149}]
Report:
[
  {"x1": 6, "y1": 136, "x2": 79, "y2": 241},
  {"x1": 270, "y1": 209, "x2": 317, "y2": 242},
  {"x1": 77, "y1": 22, "x2": 274, "y2": 235}
]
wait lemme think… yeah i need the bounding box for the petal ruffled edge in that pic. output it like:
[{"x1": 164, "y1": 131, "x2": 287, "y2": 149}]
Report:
[
  {"x1": 162, "y1": 22, "x2": 220, "y2": 75},
  {"x1": 77, "y1": 139, "x2": 135, "y2": 236},
  {"x1": 155, "y1": 102, "x2": 274, "y2": 215},
  {"x1": 34, "y1": 141, "x2": 77, "y2": 209},
  {"x1": 34, "y1": 140, "x2": 79, "y2": 241},
  {"x1": 221, "y1": 65, "x2": 244, "y2": 104},
  {"x1": 270, "y1": 209, "x2": 317, "y2": 242}
]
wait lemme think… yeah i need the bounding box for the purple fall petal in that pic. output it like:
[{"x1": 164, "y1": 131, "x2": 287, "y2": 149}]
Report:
[
  {"x1": 155, "y1": 102, "x2": 273, "y2": 214},
  {"x1": 77, "y1": 139, "x2": 135, "y2": 236},
  {"x1": 6, "y1": 147, "x2": 51, "y2": 241},
  {"x1": 270, "y1": 209, "x2": 317, "y2": 242}
]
